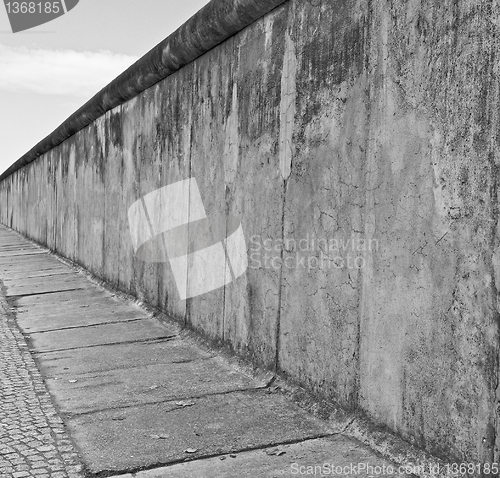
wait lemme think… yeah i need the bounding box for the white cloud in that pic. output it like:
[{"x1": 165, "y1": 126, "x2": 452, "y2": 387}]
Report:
[{"x1": 0, "y1": 44, "x2": 139, "y2": 97}]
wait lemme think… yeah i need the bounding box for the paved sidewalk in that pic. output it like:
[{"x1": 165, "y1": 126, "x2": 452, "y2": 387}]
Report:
[
  {"x1": 0, "y1": 277, "x2": 83, "y2": 478},
  {"x1": 0, "y1": 225, "x2": 412, "y2": 477}
]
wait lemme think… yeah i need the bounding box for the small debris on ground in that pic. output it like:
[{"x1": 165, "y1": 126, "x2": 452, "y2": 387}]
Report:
[
  {"x1": 265, "y1": 448, "x2": 286, "y2": 456},
  {"x1": 176, "y1": 400, "x2": 195, "y2": 407}
]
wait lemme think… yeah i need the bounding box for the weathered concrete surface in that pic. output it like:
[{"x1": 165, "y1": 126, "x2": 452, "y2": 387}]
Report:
[
  {"x1": 35, "y1": 340, "x2": 214, "y2": 376},
  {"x1": 24, "y1": 318, "x2": 176, "y2": 353},
  {"x1": 220, "y1": 9, "x2": 286, "y2": 368},
  {"x1": 0, "y1": 255, "x2": 68, "y2": 273},
  {"x1": 67, "y1": 391, "x2": 331, "y2": 475},
  {"x1": 3, "y1": 275, "x2": 91, "y2": 297},
  {"x1": 0, "y1": 240, "x2": 43, "y2": 250},
  {"x1": 0, "y1": 226, "x2": 408, "y2": 478},
  {"x1": 2, "y1": 269, "x2": 73, "y2": 280},
  {"x1": 0, "y1": 249, "x2": 45, "y2": 257},
  {"x1": 15, "y1": 303, "x2": 149, "y2": 333},
  {"x1": 278, "y1": 1, "x2": 367, "y2": 411},
  {"x1": 45, "y1": 357, "x2": 260, "y2": 414},
  {"x1": 114, "y1": 436, "x2": 410, "y2": 478},
  {"x1": 2, "y1": 0, "x2": 499, "y2": 466},
  {"x1": 12, "y1": 286, "x2": 114, "y2": 302}
]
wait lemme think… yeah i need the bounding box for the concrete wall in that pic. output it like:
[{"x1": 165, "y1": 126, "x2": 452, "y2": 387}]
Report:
[{"x1": 1, "y1": 0, "x2": 499, "y2": 464}]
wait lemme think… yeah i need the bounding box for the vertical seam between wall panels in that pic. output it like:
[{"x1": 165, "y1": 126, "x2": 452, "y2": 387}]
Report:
[
  {"x1": 222, "y1": 35, "x2": 237, "y2": 346},
  {"x1": 357, "y1": 0, "x2": 375, "y2": 409},
  {"x1": 275, "y1": 7, "x2": 291, "y2": 374},
  {"x1": 185, "y1": 107, "x2": 194, "y2": 328},
  {"x1": 102, "y1": 113, "x2": 107, "y2": 278}
]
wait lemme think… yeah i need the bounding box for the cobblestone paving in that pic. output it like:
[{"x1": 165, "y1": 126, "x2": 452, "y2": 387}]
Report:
[{"x1": 0, "y1": 291, "x2": 85, "y2": 478}]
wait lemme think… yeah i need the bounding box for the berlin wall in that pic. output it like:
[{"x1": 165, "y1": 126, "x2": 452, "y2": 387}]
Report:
[{"x1": 1, "y1": 0, "x2": 498, "y2": 465}]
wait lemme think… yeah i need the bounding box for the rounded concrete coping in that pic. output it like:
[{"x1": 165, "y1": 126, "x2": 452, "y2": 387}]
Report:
[{"x1": 0, "y1": 0, "x2": 288, "y2": 182}]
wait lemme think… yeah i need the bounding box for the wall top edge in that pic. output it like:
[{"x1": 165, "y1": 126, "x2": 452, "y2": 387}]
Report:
[{"x1": 0, "y1": 0, "x2": 288, "y2": 183}]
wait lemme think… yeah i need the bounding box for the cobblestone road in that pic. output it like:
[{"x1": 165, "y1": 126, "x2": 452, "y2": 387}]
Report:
[{"x1": 0, "y1": 291, "x2": 84, "y2": 478}]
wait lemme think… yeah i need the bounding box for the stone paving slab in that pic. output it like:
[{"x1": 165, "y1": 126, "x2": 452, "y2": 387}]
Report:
[
  {"x1": 0, "y1": 264, "x2": 69, "y2": 276},
  {"x1": 26, "y1": 318, "x2": 178, "y2": 353},
  {"x1": 46, "y1": 356, "x2": 261, "y2": 414},
  {"x1": 0, "y1": 238, "x2": 30, "y2": 244},
  {"x1": 0, "y1": 252, "x2": 57, "y2": 262},
  {"x1": 0, "y1": 240, "x2": 39, "y2": 246},
  {"x1": 67, "y1": 390, "x2": 332, "y2": 475},
  {"x1": 3, "y1": 275, "x2": 87, "y2": 287},
  {"x1": 0, "y1": 249, "x2": 40, "y2": 256},
  {"x1": 4, "y1": 276, "x2": 91, "y2": 298},
  {"x1": 16, "y1": 301, "x2": 148, "y2": 333},
  {"x1": 14, "y1": 290, "x2": 118, "y2": 308},
  {"x1": 0, "y1": 245, "x2": 40, "y2": 252},
  {"x1": 0, "y1": 249, "x2": 46, "y2": 257},
  {"x1": 14, "y1": 289, "x2": 139, "y2": 330},
  {"x1": 0, "y1": 256, "x2": 62, "y2": 270},
  {"x1": 2, "y1": 269, "x2": 74, "y2": 280},
  {"x1": 114, "y1": 436, "x2": 412, "y2": 478},
  {"x1": 13, "y1": 288, "x2": 119, "y2": 308},
  {"x1": 0, "y1": 265, "x2": 76, "y2": 281},
  {"x1": 35, "y1": 340, "x2": 214, "y2": 376}
]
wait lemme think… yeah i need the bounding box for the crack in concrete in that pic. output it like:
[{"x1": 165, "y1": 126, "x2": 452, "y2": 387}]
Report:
[
  {"x1": 2, "y1": 271, "x2": 73, "y2": 281},
  {"x1": 44, "y1": 354, "x2": 217, "y2": 378},
  {"x1": 0, "y1": 251, "x2": 47, "y2": 258},
  {"x1": 92, "y1": 433, "x2": 335, "y2": 478},
  {"x1": 7, "y1": 286, "x2": 86, "y2": 299},
  {"x1": 22, "y1": 316, "x2": 148, "y2": 335},
  {"x1": 30, "y1": 335, "x2": 179, "y2": 355},
  {"x1": 61, "y1": 386, "x2": 273, "y2": 418}
]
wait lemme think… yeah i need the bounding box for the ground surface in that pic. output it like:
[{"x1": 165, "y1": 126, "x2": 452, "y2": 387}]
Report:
[{"x1": 0, "y1": 280, "x2": 83, "y2": 478}]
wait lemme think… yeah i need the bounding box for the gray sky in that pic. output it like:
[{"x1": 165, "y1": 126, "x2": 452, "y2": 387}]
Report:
[{"x1": 0, "y1": 0, "x2": 209, "y2": 175}]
